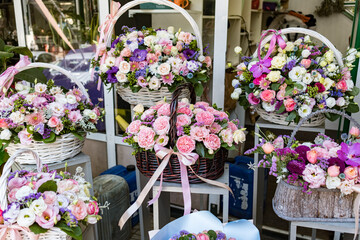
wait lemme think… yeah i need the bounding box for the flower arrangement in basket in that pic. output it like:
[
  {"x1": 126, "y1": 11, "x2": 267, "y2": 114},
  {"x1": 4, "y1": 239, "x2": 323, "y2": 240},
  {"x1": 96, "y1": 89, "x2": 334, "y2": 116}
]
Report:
[
  {"x1": 0, "y1": 149, "x2": 103, "y2": 240},
  {"x1": 92, "y1": 0, "x2": 211, "y2": 107},
  {"x1": 231, "y1": 28, "x2": 360, "y2": 126},
  {"x1": 247, "y1": 109, "x2": 360, "y2": 223},
  {"x1": 170, "y1": 230, "x2": 235, "y2": 240},
  {"x1": 0, "y1": 59, "x2": 104, "y2": 165}
]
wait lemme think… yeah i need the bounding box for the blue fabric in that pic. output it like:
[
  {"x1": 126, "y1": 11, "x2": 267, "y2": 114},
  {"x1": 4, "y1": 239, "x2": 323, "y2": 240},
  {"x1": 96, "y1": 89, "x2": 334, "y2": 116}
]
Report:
[{"x1": 152, "y1": 211, "x2": 260, "y2": 240}]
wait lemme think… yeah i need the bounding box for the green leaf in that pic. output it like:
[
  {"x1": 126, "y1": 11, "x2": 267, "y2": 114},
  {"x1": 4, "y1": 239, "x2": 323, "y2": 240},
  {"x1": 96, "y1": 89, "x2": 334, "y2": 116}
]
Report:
[
  {"x1": 348, "y1": 86, "x2": 360, "y2": 96},
  {"x1": 276, "y1": 104, "x2": 285, "y2": 114},
  {"x1": 43, "y1": 132, "x2": 56, "y2": 143},
  {"x1": 14, "y1": 68, "x2": 47, "y2": 84},
  {"x1": 271, "y1": 83, "x2": 280, "y2": 91},
  {"x1": 0, "y1": 149, "x2": 9, "y2": 168},
  {"x1": 5, "y1": 46, "x2": 33, "y2": 58},
  {"x1": 346, "y1": 103, "x2": 360, "y2": 113},
  {"x1": 32, "y1": 133, "x2": 43, "y2": 142},
  {"x1": 285, "y1": 87, "x2": 294, "y2": 96},
  {"x1": 0, "y1": 39, "x2": 5, "y2": 51},
  {"x1": 37, "y1": 180, "x2": 57, "y2": 193},
  {"x1": 56, "y1": 221, "x2": 82, "y2": 240},
  {"x1": 194, "y1": 83, "x2": 204, "y2": 96},
  {"x1": 285, "y1": 111, "x2": 297, "y2": 122},
  {"x1": 196, "y1": 73, "x2": 208, "y2": 81},
  {"x1": 29, "y1": 223, "x2": 48, "y2": 234},
  {"x1": 72, "y1": 132, "x2": 84, "y2": 140},
  {"x1": 325, "y1": 112, "x2": 341, "y2": 121},
  {"x1": 208, "y1": 230, "x2": 217, "y2": 240},
  {"x1": 196, "y1": 142, "x2": 205, "y2": 158},
  {"x1": 294, "y1": 83, "x2": 304, "y2": 89},
  {"x1": 0, "y1": 51, "x2": 14, "y2": 58}
]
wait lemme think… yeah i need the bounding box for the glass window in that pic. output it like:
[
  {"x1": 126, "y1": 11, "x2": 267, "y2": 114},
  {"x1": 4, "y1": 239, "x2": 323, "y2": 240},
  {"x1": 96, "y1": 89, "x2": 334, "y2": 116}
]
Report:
[{"x1": 0, "y1": 0, "x2": 17, "y2": 45}]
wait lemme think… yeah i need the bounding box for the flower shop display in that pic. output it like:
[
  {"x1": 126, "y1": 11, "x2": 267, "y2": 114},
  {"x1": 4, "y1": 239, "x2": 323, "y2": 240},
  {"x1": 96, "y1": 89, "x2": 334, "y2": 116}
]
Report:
[
  {"x1": 92, "y1": 0, "x2": 211, "y2": 107},
  {"x1": 247, "y1": 109, "x2": 360, "y2": 222},
  {"x1": 0, "y1": 60, "x2": 104, "y2": 165},
  {"x1": 150, "y1": 211, "x2": 260, "y2": 240},
  {"x1": 118, "y1": 83, "x2": 246, "y2": 229},
  {"x1": 0, "y1": 149, "x2": 102, "y2": 240},
  {"x1": 231, "y1": 27, "x2": 360, "y2": 126}
]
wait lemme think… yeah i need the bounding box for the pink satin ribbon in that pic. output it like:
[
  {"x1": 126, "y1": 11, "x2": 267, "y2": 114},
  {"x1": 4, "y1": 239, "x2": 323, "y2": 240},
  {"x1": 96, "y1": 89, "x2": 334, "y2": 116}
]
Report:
[
  {"x1": 0, "y1": 56, "x2": 31, "y2": 97},
  {"x1": 92, "y1": 1, "x2": 121, "y2": 90},
  {"x1": 0, "y1": 224, "x2": 39, "y2": 240},
  {"x1": 257, "y1": 29, "x2": 286, "y2": 61},
  {"x1": 352, "y1": 184, "x2": 360, "y2": 240},
  {"x1": 34, "y1": 0, "x2": 75, "y2": 52},
  {"x1": 118, "y1": 145, "x2": 233, "y2": 229}
]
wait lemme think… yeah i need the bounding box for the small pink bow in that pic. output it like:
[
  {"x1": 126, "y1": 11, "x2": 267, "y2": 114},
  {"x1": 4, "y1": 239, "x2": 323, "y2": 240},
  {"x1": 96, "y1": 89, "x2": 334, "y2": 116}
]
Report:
[
  {"x1": 0, "y1": 224, "x2": 39, "y2": 240},
  {"x1": 0, "y1": 56, "x2": 31, "y2": 97},
  {"x1": 257, "y1": 29, "x2": 286, "y2": 61}
]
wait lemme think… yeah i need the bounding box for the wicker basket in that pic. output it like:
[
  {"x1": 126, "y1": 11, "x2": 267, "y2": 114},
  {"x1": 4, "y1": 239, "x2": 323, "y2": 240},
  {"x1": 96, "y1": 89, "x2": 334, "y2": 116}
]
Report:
[
  {"x1": 5, "y1": 62, "x2": 90, "y2": 164},
  {"x1": 252, "y1": 28, "x2": 344, "y2": 127},
  {"x1": 272, "y1": 109, "x2": 360, "y2": 222},
  {"x1": 0, "y1": 149, "x2": 71, "y2": 240},
  {"x1": 136, "y1": 83, "x2": 228, "y2": 183},
  {"x1": 102, "y1": 0, "x2": 204, "y2": 107}
]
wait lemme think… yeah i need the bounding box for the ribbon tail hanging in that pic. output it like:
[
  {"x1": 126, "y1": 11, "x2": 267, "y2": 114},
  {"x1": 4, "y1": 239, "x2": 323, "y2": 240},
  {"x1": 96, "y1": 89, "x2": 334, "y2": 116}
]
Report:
[{"x1": 180, "y1": 162, "x2": 192, "y2": 215}]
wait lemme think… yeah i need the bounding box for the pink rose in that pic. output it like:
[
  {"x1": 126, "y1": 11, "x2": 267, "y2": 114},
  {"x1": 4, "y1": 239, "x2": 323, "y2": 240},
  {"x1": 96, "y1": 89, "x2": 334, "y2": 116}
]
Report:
[
  {"x1": 276, "y1": 89, "x2": 285, "y2": 101},
  {"x1": 301, "y1": 59, "x2": 311, "y2": 68},
  {"x1": 127, "y1": 120, "x2": 142, "y2": 134},
  {"x1": 176, "y1": 42, "x2": 183, "y2": 51},
  {"x1": 306, "y1": 149, "x2": 318, "y2": 164},
  {"x1": 350, "y1": 127, "x2": 360, "y2": 137},
  {"x1": 176, "y1": 114, "x2": 191, "y2": 127},
  {"x1": 32, "y1": 97, "x2": 47, "y2": 107},
  {"x1": 196, "y1": 233, "x2": 210, "y2": 240},
  {"x1": 284, "y1": 98, "x2": 296, "y2": 112},
  {"x1": 195, "y1": 102, "x2": 210, "y2": 108},
  {"x1": 204, "y1": 56, "x2": 212, "y2": 68},
  {"x1": 322, "y1": 140, "x2": 338, "y2": 150},
  {"x1": 177, "y1": 107, "x2": 193, "y2": 117},
  {"x1": 121, "y1": 48, "x2": 131, "y2": 57},
  {"x1": 18, "y1": 130, "x2": 32, "y2": 145},
  {"x1": 248, "y1": 93, "x2": 260, "y2": 105},
  {"x1": 313, "y1": 147, "x2": 330, "y2": 159},
  {"x1": 138, "y1": 127, "x2": 156, "y2": 150},
  {"x1": 8, "y1": 188, "x2": 19, "y2": 203},
  {"x1": 195, "y1": 111, "x2": 215, "y2": 126},
  {"x1": 0, "y1": 119, "x2": 8, "y2": 128},
  {"x1": 69, "y1": 200, "x2": 87, "y2": 220},
  {"x1": 178, "y1": 32, "x2": 193, "y2": 44},
  {"x1": 262, "y1": 142, "x2": 274, "y2": 154},
  {"x1": 228, "y1": 122, "x2": 237, "y2": 132},
  {"x1": 344, "y1": 166, "x2": 358, "y2": 180},
  {"x1": 43, "y1": 191, "x2": 57, "y2": 205},
  {"x1": 203, "y1": 134, "x2": 221, "y2": 151},
  {"x1": 57, "y1": 179, "x2": 80, "y2": 194},
  {"x1": 8, "y1": 177, "x2": 27, "y2": 191},
  {"x1": 210, "y1": 122, "x2": 222, "y2": 134},
  {"x1": 48, "y1": 116, "x2": 61, "y2": 128},
  {"x1": 220, "y1": 128, "x2": 234, "y2": 146},
  {"x1": 328, "y1": 165, "x2": 340, "y2": 177},
  {"x1": 336, "y1": 80, "x2": 348, "y2": 91},
  {"x1": 68, "y1": 110, "x2": 82, "y2": 123},
  {"x1": 36, "y1": 206, "x2": 60, "y2": 229},
  {"x1": 176, "y1": 135, "x2": 195, "y2": 154},
  {"x1": 260, "y1": 90, "x2": 276, "y2": 102},
  {"x1": 153, "y1": 116, "x2": 170, "y2": 135},
  {"x1": 157, "y1": 103, "x2": 171, "y2": 116},
  {"x1": 87, "y1": 201, "x2": 99, "y2": 215},
  {"x1": 190, "y1": 126, "x2": 210, "y2": 141}
]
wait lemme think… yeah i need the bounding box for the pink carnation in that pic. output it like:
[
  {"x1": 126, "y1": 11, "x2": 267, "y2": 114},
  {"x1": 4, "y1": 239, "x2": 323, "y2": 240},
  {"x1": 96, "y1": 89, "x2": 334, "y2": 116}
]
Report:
[
  {"x1": 68, "y1": 110, "x2": 82, "y2": 123},
  {"x1": 157, "y1": 103, "x2": 171, "y2": 116},
  {"x1": 210, "y1": 122, "x2": 222, "y2": 134},
  {"x1": 204, "y1": 134, "x2": 221, "y2": 151},
  {"x1": 227, "y1": 122, "x2": 238, "y2": 132},
  {"x1": 127, "y1": 120, "x2": 142, "y2": 134},
  {"x1": 176, "y1": 135, "x2": 195, "y2": 154},
  {"x1": 302, "y1": 164, "x2": 326, "y2": 188},
  {"x1": 195, "y1": 111, "x2": 215, "y2": 126},
  {"x1": 138, "y1": 127, "x2": 156, "y2": 150},
  {"x1": 190, "y1": 126, "x2": 210, "y2": 141},
  {"x1": 176, "y1": 114, "x2": 192, "y2": 127},
  {"x1": 153, "y1": 116, "x2": 170, "y2": 135},
  {"x1": 150, "y1": 103, "x2": 163, "y2": 110},
  {"x1": 205, "y1": 107, "x2": 217, "y2": 114}
]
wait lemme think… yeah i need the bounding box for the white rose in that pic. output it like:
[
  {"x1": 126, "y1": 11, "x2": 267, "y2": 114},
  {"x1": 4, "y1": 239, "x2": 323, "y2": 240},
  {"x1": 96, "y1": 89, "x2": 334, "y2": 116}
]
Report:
[
  {"x1": 231, "y1": 91, "x2": 240, "y2": 100},
  {"x1": 30, "y1": 198, "x2": 47, "y2": 216},
  {"x1": 298, "y1": 105, "x2": 312, "y2": 118},
  {"x1": 323, "y1": 78, "x2": 334, "y2": 90},
  {"x1": 133, "y1": 104, "x2": 144, "y2": 114},
  {"x1": 127, "y1": 31, "x2": 139, "y2": 39},
  {"x1": 17, "y1": 208, "x2": 36, "y2": 227},
  {"x1": 234, "y1": 46, "x2": 242, "y2": 54},
  {"x1": 266, "y1": 71, "x2": 281, "y2": 82},
  {"x1": 105, "y1": 57, "x2": 116, "y2": 67},
  {"x1": 289, "y1": 66, "x2": 306, "y2": 81},
  {"x1": 157, "y1": 30, "x2": 170, "y2": 39},
  {"x1": 99, "y1": 64, "x2": 109, "y2": 73},
  {"x1": 327, "y1": 63, "x2": 337, "y2": 72},
  {"x1": 324, "y1": 50, "x2": 334, "y2": 63},
  {"x1": 304, "y1": 35, "x2": 311, "y2": 43},
  {"x1": 302, "y1": 73, "x2": 313, "y2": 84},
  {"x1": 48, "y1": 102, "x2": 65, "y2": 117},
  {"x1": 55, "y1": 94, "x2": 68, "y2": 104},
  {"x1": 149, "y1": 76, "x2": 161, "y2": 90},
  {"x1": 15, "y1": 83, "x2": 29, "y2": 92},
  {"x1": 154, "y1": 44, "x2": 162, "y2": 52},
  {"x1": 0, "y1": 129, "x2": 11, "y2": 140},
  {"x1": 83, "y1": 109, "x2": 97, "y2": 120},
  {"x1": 144, "y1": 35, "x2": 156, "y2": 46},
  {"x1": 326, "y1": 97, "x2": 336, "y2": 108},
  {"x1": 271, "y1": 56, "x2": 286, "y2": 69},
  {"x1": 301, "y1": 49, "x2": 311, "y2": 58},
  {"x1": 158, "y1": 63, "x2": 171, "y2": 76},
  {"x1": 66, "y1": 94, "x2": 77, "y2": 104},
  {"x1": 116, "y1": 72, "x2": 128, "y2": 83},
  {"x1": 87, "y1": 215, "x2": 98, "y2": 224},
  {"x1": 262, "y1": 101, "x2": 276, "y2": 112},
  {"x1": 234, "y1": 88, "x2": 242, "y2": 94},
  {"x1": 346, "y1": 80, "x2": 354, "y2": 90},
  {"x1": 336, "y1": 97, "x2": 346, "y2": 107},
  {"x1": 34, "y1": 83, "x2": 47, "y2": 93},
  {"x1": 198, "y1": 55, "x2": 205, "y2": 62},
  {"x1": 233, "y1": 129, "x2": 246, "y2": 144},
  {"x1": 119, "y1": 61, "x2": 130, "y2": 74},
  {"x1": 15, "y1": 186, "x2": 34, "y2": 200},
  {"x1": 9, "y1": 112, "x2": 25, "y2": 124},
  {"x1": 50, "y1": 86, "x2": 62, "y2": 95},
  {"x1": 285, "y1": 42, "x2": 294, "y2": 51},
  {"x1": 326, "y1": 176, "x2": 341, "y2": 189},
  {"x1": 232, "y1": 79, "x2": 239, "y2": 87}
]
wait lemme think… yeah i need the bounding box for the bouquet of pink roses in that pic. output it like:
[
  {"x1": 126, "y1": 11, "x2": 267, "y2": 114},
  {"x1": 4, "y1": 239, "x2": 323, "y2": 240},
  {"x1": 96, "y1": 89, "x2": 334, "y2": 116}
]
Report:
[{"x1": 169, "y1": 230, "x2": 236, "y2": 240}]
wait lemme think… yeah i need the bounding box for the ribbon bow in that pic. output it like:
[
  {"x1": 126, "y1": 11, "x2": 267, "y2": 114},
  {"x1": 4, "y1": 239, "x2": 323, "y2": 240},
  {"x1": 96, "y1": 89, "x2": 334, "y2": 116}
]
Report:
[
  {"x1": 0, "y1": 56, "x2": 31, "y2": 97},
  {"x1": 352, "y1": 184, "x2": 360, "y2": 240},
  {"x1": 118, "y1": 145, "x2": 233, "y2": 229},
  {"x1": 257, "y1": 29, "x2": 286, "y2": 61},
  {"x1": 0, "y1": 224, "x2": 39, "y2": 240},
  {"x1": 92, "y1": 1, "x2": 121, "y2": 90}
]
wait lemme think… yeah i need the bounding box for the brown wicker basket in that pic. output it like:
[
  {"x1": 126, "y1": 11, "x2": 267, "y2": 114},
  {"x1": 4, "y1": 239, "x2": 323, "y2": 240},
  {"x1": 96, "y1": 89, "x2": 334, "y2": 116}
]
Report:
[{"x1": 135, "y1": 83, "x2": 228, "y2": 183}]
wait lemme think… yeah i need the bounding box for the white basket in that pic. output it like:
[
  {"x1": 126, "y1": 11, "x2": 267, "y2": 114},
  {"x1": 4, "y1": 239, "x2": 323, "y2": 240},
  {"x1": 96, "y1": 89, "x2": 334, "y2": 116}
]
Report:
[
  {"x1": 252, "y1": 27, "x2": 343, "y2": 126},
  {"x1": 0, "y1": 149, "x2": 71, "y2": 240},
  {"x1": 102, "y1": 0, "x2": 203, "y2": 106},
  {"x1": 6, "y1": 133, "x2": 85, "y2": 165},
  {"x1": 5, "y1": 63, "x2": 90, "y2": 164}
]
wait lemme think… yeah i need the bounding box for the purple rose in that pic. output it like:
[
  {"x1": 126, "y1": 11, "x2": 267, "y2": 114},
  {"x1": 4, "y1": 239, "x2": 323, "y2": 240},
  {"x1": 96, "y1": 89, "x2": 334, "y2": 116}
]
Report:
[{"x1": 130, "y1": 49, "x2": 147, "y2": 62}]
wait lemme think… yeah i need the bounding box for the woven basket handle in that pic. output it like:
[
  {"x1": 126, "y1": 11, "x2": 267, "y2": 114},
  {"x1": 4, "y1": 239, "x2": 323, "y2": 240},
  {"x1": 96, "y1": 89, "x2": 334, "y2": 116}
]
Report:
[
  {"x1": 104, "y1": 0, "x2": 204, "y2": 55},
  {"x1": 0, "y1": 149, "x2": 41, "y2": 211},
  {"x1": 286, "y1": 109, "x2": 360, "y2": 148},
  {"x1": 169, "y1": 83, "x2": 196, "y2": 147},
  {"x1": 17, "y1": 63, "x2": 90, "y2": 102},
  {"x1": 253, "y1": 27, "x2": 344, "y2": 68}
]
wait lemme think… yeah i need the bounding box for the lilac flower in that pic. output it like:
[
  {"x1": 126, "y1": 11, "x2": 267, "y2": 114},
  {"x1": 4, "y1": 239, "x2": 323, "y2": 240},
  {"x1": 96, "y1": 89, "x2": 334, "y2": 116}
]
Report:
[
  {"x1": 106, "y1": 66, "x2": 119, "y2": 83},
  {"x1": 287, "y1": 160, "x2": 306, "y2": 175},
  {"x1": 130, "y1": 49, "x2": 147, "y2": 62},
  {"x1": 338, "y1": 142, "x2": 360, "y2": 166},
  {"x1": 35, "y1": 123, "x2": 45, "y2": 135},
  {"x1": 183, "y1": 49, "x2": 196, "y2": 60},
  {"x1": 250, "y1": 59, "x2": 272, "y2": 78},
  {"x1": 135, "y1": 68, "x2": 146, "y2": 78},
  {"x1": 64, "y1": 102, "x2": 79, "y2": 110}
]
